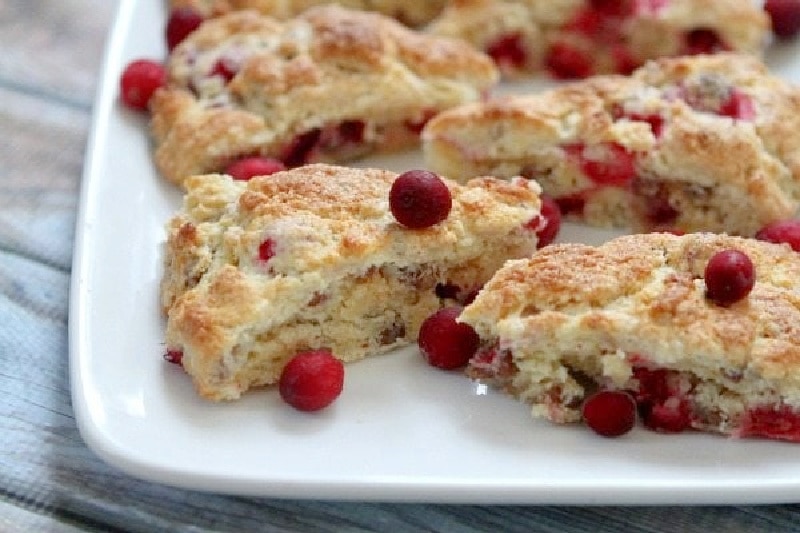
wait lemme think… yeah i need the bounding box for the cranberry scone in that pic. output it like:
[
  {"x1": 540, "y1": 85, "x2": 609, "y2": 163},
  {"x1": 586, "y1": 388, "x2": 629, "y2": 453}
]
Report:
[
  {"x1": 423, "y1": 53, "x2": 800, "y2": 236},
  {"x1": 461, "y1": 232, "x2": 800, "y2": 442},
  {"x1": 427, "y1": 0, "x2": 769, "y2": 78},
  {"x1": 151, "y1": 6, "x2": 498, "y2": 187},
  {"x1": 161, "y1": 164, "x2": 544, "y2": 400},
  {"x1": 169, "y1": 0, "x2": 447, "y2": 27}
]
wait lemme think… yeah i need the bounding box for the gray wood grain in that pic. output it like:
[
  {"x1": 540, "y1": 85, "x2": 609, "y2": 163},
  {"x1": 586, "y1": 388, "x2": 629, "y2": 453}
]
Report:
[{"x1": 3, "y1": 0, "x2": 800, "y2": 531}]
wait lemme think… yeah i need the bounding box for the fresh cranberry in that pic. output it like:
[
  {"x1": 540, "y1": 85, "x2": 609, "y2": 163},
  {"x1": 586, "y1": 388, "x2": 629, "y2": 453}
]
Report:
[
  {"x1": 418, "y1": 307, "x2": 480, "y2": 370},
  {"x1": 209, "y1": 58, "x2": 238, "y2": 83},
  {"x1": 119, "y1": 59, "x2": 166, "y2": 111},
  {"x1": 545, "y1": 43, "x2": 593, "y2": 80},
  {"x1": 642, "y1": 397, "x2": 692, "y2": 432},
  {"x1": 485, "y1": 33, "x2": 528, "y2": 70},
  {"x1": 581, "y1": 390, "x2": 637, "y2": 437},
  {"x1": 739, "y1": 405, "x2": 800, "y2": 441},
  {"x1": 166, "y1": 7, "x2": 204, "y2": 51},
  {"x1": 590, "y1": 0, "x2": 634, "y2": 17},
  {"x1": 718, "y1": 90, "x2": 756, "y2": 121},
  {"x1": 278, "y1": 349, "x2": 344, "y2": 412},
  {"x1": 682, "y1": 28, "x2": 727, "y2": 55},
  {"x1": 704, "y1": 249, "x2": 756, "y2": 306},
  {"x1": 565, "y1": 8, "x2": 605, "y2": 37},
  {"x1": 567, "y1": 143, "x2": 637, "y2": 186},
  {"x1": 389, "y1": 170, "x2": 452, "y2": 229},
  {"x1": 555, "y1": 194, "x2": 586, "y2": 216},
  {"x1": 164, "y1": 349, "x2": 184, "y2": 366},
  {"x1": 259, "y1": 238, "x2": 276, "y2": 262},
  {"x1": 756, "y1": 220, "x2": 800, "y2": 251},
  {"x1": 611, "y1": 45, "x2": 641, "y2": 75},
  {"x1": 765, "y1": 0, "x2": 800, "y2": 39},
  {"x1": 526, "y1": 195, "x2": 562, "y2": 248},
  {"x1": 281, "y1": 129, "x2": 322, "y2": 167},
  {"x1": 612, "y1": 106, "x2": 665, "y2": 137},
  {"x1": 225, "y1": 157, "x2": 285, "y2": 181},
  {"x1": 632, "y1": 367, "x2": 672, "y2": 404}
]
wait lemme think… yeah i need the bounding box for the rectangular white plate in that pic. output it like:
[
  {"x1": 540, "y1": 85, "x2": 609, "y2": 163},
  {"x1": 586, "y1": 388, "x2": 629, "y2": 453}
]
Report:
[{"x1": 70, "y1": 0, "x2": 800, "y2": 504}]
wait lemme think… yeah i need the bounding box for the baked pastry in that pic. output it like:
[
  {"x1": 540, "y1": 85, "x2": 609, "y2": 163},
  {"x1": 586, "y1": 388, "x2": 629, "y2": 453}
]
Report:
[
  {"x1": 151, "y1": 6, "x2": 498, "y2": 187},
  {"x1": 423, "y1": 53, "x2": 800, "y2": 237},
  {"x1": 428, "y1": 0, "x2": 769, "y2": 78},
  {"x1": 169, "y1": 0, "x2": 447, "y2": 27},
  {"x1": 461, "y1": 232, "x2": 800, "y2": 442},
  {"x1": 161, "y1": 164, "x2": 543, "y2": 400}
]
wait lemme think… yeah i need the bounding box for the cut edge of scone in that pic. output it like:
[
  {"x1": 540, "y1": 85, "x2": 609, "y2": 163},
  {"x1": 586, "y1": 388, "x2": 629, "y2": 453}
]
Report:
[
  {"x1": 422, "y1": 53, "x2": 800, "y2": 237},
  {"x1": 460, "y1": 232, "x2": 800, "y2": 442},
  {"x1": 161, "y1": 164, "x2": 543, "y2": 401},
  {"x1": 150, "y1": 6, "x2": 498, "y2": 187}
]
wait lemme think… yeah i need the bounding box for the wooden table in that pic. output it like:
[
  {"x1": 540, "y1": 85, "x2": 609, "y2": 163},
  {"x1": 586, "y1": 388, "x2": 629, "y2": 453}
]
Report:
[{"x1": 4, "y1": 0, "x2": 800, "y2": 530}]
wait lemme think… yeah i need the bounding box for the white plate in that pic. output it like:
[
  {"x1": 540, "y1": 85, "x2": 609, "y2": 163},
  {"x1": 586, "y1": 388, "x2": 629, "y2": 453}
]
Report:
[{"x1": 70, "y1": 0, "x2": 800, "y2": 504}]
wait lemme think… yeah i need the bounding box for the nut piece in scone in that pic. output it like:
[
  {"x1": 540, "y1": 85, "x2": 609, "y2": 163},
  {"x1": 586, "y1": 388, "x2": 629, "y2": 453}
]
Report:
[
  {"x1": 169, "y1": 0, "x2": 447, "y2": 27},
  {"x1": 151, "y1": 6, "x2": 498, "y2": 187},
  {"x1": 423, "y1": 53, "x2": 800, "y2": 237},
  {"x1": 428, "y1": 0, "x2": 768, "y2": 78},
  {"x1": 460, "y1": 232, "x2": 800, "y2": 442},
  {"x1": 161, "y1": 164, "x2": 543, "y2": 401}
]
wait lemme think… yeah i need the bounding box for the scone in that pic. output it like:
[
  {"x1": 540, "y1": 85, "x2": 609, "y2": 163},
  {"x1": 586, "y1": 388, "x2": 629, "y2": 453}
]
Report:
[
  {"x1": 151, "y1": 6, "x2": 498, "y2": 187},
  {"x1": 461, "y1": 232, "x2": 800, "y2": 442},
  {"x1": 169, "y1": 0, "x2": 447, "y2": 27},
  {"x1": 428, "y1": 0, "x2": 769, "y2": 78},
  {"x1": 162, "y1": 164, "x2": 543, "y2": 400},
  {"x1": 423, "y1": 53, "x2": 800, "y2": 237}
]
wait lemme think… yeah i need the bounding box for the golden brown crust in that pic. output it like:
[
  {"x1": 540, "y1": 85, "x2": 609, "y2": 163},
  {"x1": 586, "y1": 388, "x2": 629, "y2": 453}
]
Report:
[
  {"x1": 162, "y1": 164, "x2": 542, "y2": 400},
  {"x1": 429, "y1": 0, "x2": 768, "y2": 77},
  {"x1": 169, "y1": 0, "x2": 447, "y2": 27},
  {"x1": 423, "y1": 54, "x2": 800, "y2": 236},
  {"x1": 152, "y1": 7, "x2": 497, "y2": 186}
]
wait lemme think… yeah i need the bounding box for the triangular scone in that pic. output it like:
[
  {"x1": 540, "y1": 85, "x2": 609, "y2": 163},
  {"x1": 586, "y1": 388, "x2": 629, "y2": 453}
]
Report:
[
  {"x1": 428, "y1": 0, "x2": 767, "y2": 78},
  {"x1": 162, "y1": 164, "x2": 543, "y2": 400},
  {"x1": 169, "y1": 0, "x2": 447, "y2": 27},
  {"x1": 460, "y1": 232, "x2": 800, "y2": 442},
  {"x1": 151, "y1": 6, "x2": 498, "y2": 187},
  {"x1": 423, "y1": 54, "x2": 800, "y2": 237}
]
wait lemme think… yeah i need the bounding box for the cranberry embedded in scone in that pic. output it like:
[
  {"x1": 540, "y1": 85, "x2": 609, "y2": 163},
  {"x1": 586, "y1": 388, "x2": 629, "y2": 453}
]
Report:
[
  {"x1": 485, "y1": 33, "x2": 528, "y2": 71},
  {"x1": 566, "y1": 143, "x2": 637, "y2": 186},
  {"x1": 166, "y1": 7, "x2": 204, "y2": 52},
  {"x1": 209, "y1": 58, "x2": 238, "y2": 83},
  {"x1": 682, "y1": 28, "x2": 728, "y2": 55},
  {"x1": 545, "y1": 43, "x2": 594, "y2": 80},
  {"x1": 259, "y1": 238, "x2": 276, "y2": 263}
]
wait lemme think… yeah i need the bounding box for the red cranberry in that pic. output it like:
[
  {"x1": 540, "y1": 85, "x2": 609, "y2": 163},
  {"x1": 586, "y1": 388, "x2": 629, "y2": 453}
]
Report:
[
  {"x1": 755, "y1": 219, "x2": 800, "y2": 251},
  {"x1": 225, "y1": 157, "x2": 285, "y2": 181},
  {"x1": 554, "y1": 194, "x2": 586, "y2": 216},
  {"x1": 278, "y1": 349, "x2": 344, "y2": 412},
  {"x1": 485, "y1": 33, "x2": 528, "y2": 70},
  {"x1": 281, "y1": 129, "x2": 322, "y2": 167},
  {"x1": 568, "y1": 143, "x2": 637, "y2": 186},
  {"x1": 612, "y1": 106, "x2": 665, "y2": 137},
  {"x1": 718, "y1": 90, "x2": 756, "y2": 121},
  {"x1": 765, "y1": 0, "x2": 800, "y2": 39},
  {"x1": 259, "y1": 238, "x2": 276, "y2": 262},
  {"x1": 545, "y1": 43, "x2": 594, "y2": 80},
  {"x1": 526, "y1": 194, "x2": 562, "y2": 248},
  {"x1": 566, "y1": 8, "x2": 605, "y2": 37},
  {"x1": 611, "y1": 45, "x2": 641, "y2": 75},
  {"x1": 164, "y1": 349, "x2": 184, "y2": 366},
  {"x1": 739, "y1": 405, "x2": 800, "y2": 441},
  {"x1": 704, "y1": 249, "x2": 756, "y2": 306},
  {"x1": 590, "y1": 0, "x2": 634, "y2": 17},
  {"x1": 581, "y1": 390, "x2": 637, "y2": 437},
  {"x1": 389, "y1": 170, "x2": 452, "y2": 229},
  {"x1": 683, "y1": 28, "x2": 727, "y2": 55},
  {"x1": 337, "y1": 120, "x2": 366, "y2": 143},
  {"x1": 166, "y1": 7, "x2": 204, "y2": 51},
  {"x1": 418, "y1": 307, "x2": 480, "y2": 370},
  {"x1": 209, "y1": 58, "x2": 238, "y2": 83},
  {"x1": 119, "y1": 59, "x2": 166, "y2": 111},
  {"x1": 642, "y1": 397, "x2": 692, "y2": 432}
]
